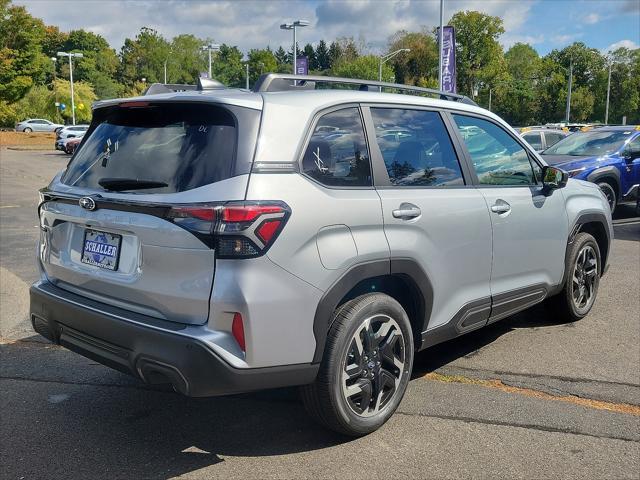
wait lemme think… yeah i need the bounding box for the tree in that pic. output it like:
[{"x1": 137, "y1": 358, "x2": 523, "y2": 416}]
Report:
[
  {"x1": 448, "y1": 11, "x2": 505, "y2": 97},
  {"x1": 169, "y1": 34, "x2": 207, "y2": 84},
  {"x1": 274, "y1": 46, "x2": 288, "y2": 65},
  {"x1": 328, "y1": 41, "x2": 342, "y2": 69},
  {"x1": 387, "y1": 30, "x2": 438, "y2": 86},
  {"x1": 119, "y1": 27, "x2": 170, "y2": 86},
  {"x1": 247, "y1": 48, "x2": 277, "y2": 85},
  {"x1": 51, "y1": 79, "x2": 96, "y2": 123},
  {"x1": 315, "y1": 40, "x2": 330, "y2": 71},
  {"x1": 331, "y1": 55, "x2": 394, "y2": 82},
  {"x1": 212, "y1": 44, "x2": 244, "y2": 87},
  {"x1": 303, "y1": 43, "x2": 317, "y2": 71},
  {"x1": 0, "y1": 1, "x2": 48, "y2": 103}
]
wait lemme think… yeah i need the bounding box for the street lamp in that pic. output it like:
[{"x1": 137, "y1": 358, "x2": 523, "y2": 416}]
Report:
[
  {"x1": 280, "y1": 20, "x2": 310, "y2": 75},
  {"x1": 57, "y1": 51, "x2": 83, "y2": 125},
  {"x1": 201, "y1": 44, "x2": 221, "y2": 79},
  {"x1": 378, "y1": 49, "x2": 410, "y2": 84},
  {"x1": 605, "y1": 56, "x2": 613, "y2": 124}
]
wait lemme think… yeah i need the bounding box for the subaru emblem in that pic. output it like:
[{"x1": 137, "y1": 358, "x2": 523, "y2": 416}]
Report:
[{"x1": 79, "y1": 197, "x2": 96, "y2": 211}]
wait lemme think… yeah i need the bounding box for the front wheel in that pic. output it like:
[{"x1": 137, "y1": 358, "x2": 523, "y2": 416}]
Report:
[
  {"x1": 23, "y1": 127, "x2": 32, "y2": 133},
  {"x1": 597, "y1": 182, "x2": 617, "y2": 214},
  {"x1": 546, "y1": 232, "x2": 601, "y2": 322},
  {"x1": 301, "y1": 293, "x2": 414, "y2": 436}
]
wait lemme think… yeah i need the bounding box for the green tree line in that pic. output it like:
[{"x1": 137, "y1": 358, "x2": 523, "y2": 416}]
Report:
[{"x1": 1, "y1": 1, "x2": 638, "y2": 127}]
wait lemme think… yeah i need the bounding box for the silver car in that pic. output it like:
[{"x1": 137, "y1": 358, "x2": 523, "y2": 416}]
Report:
[
  {"x1": 31, "y1": 74, "x2": 612, "y2": 436},
  {"x1": 56, "y1": 125, "x2": 90, "y2": 139},
  {"x1": 521, "y1": 127, "x2": 570, "y2": 152},
  {"x1": 15, "y1": 118, "x2": 64, "y2": 133}
]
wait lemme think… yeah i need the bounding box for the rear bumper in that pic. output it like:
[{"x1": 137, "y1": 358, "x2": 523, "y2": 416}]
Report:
[{"x1": 30, "y1": 280, "x2": 318, "y2": 397}]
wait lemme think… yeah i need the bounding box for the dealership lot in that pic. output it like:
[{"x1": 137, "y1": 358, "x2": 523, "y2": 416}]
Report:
[{"x1": 1, "y1": 148, "x2": 639, "y2": 478}]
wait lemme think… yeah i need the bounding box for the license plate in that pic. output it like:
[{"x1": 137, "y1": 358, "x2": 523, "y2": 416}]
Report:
[{"x1": 81, "y1": 229, "x2": 121, "y2": 271}]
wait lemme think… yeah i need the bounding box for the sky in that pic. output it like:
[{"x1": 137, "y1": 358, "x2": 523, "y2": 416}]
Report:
[{"x1": 17, "y1": 0, "x2": 640, "y2": 56}]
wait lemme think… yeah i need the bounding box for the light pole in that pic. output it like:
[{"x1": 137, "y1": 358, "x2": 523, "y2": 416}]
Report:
[
  {"x1": 605, "y1": 59, "x2": 612, "y2": 124},
  {"x1": 378, "y1": 49, "x2": 410, "y2": 89},
  {"x1": 57, "y1": 51, "x2": 83, "y2": 125},
  {"x1": 438, "y1": 0, "x2": 444, "y2": 90},
  {"x1": 164, "y1": 59, "x2": 168, "y2": 84},
  {"x1": 488, "y1": 88, "x2": 492, "y2": 111},
  {"x1": 245, "y1": 63, "x2": 250, "y2": 90},
  {"x1": 565, "y1": 57, "x2": 573, "y2": 123},
  {"x1": 50, "y1": 57, "x2": 59, "y2": 121},
  {"x1": 280, "y1": 20, "x2": 310, "y2": 75},
  {"x1": 201, "y1": 44, "x2": 220, "y2": 79}
]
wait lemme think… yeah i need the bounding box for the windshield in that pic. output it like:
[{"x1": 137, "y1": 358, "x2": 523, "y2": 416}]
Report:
[
  {"x1": 543, "y1": 130, "x2": 632, "y2": 156},
  {"x1": 62, "y1": 103, "x2": 238, "y2": 194}
]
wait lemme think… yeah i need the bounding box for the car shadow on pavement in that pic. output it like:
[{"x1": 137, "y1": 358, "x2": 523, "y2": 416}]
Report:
[
  {"x1": 412, "y1": 304, "x2": 567, "y2": 376},
  {"x1": 2, "y1": 337, "x2": 350, "y2": 479}
]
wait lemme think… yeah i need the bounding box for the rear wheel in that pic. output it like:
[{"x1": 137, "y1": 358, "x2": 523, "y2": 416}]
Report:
[
  {"x1": 597, "y1": 181, "x2": 617, "y2": 214},
  {"x1": 301, "y1": 293, "x2": 414, "y2": 436},
  {"x1": 546, "y1": 232, "x2": 601, "y2": 322}
]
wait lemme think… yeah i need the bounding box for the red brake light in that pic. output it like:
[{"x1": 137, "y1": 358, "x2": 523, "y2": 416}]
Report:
[
  {"x1": 256, "y1": 219, "x2": 282, "y2": 244},
  {"x1": 166, "y1": 201, "x2": 290, "y2": 259},
  {"x1": 232, "y1": 312, "x2": 246, "y2": 352},
  {"x1": 222, "y1": 205, "x2": 283, "y2": 222}
]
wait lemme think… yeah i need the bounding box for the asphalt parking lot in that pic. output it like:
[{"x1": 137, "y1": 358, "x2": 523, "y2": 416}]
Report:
[{"x1": 1, "y1": 147, "x2": 639, "y2": 479}]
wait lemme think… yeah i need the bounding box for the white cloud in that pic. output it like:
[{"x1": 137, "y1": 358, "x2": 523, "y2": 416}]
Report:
[
  {"x1": 603, "y1": 39, "x2": 640, "y2": 53},
  {"x1": 18, "y1": 0, "x2": 539, "y2": 54},
  {"x1": 582, "y1": 12, "x2": 600, "y2": 24}
]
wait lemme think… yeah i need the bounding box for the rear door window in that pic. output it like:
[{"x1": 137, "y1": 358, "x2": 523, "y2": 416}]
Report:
[
  {"x1": 62, "y1": 103, "x2": 242, "y2": 193},
  {"x1": 301, "y1": 107, "x2": 372, "y2": 187},
  {"x1": 370, "y1": 108, "x2": 464, "y2": 186},
  {"x1": 522, "y1": 132, "x2": 543, "y2": 150}
]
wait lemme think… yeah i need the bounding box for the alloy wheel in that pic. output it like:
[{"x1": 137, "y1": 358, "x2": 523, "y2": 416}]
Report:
[
  {"x1": 341, "y1": 314, "x2": 405, "y2": 417},
  {"x1": 571, "y1": 245, "x2": 598, "y2": 313}
]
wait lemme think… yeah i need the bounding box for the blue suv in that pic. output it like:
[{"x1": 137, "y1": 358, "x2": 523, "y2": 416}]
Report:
[{"x1": 541, "y1": 126, "x2": 640, "y2": 213}]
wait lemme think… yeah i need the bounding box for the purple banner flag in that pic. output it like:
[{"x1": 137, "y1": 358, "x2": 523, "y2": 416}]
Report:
[
  {"x1": 296, "y1": 56, "x2": 308, "y2": 75},
  {"x1": 438, "y1": 26, "x2": 457, "y2": 93}
]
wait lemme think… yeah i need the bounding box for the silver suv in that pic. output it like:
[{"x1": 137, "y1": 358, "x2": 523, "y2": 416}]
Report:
[{"x1": 31, "y1": 74, "x2": 613, "y2": 436}]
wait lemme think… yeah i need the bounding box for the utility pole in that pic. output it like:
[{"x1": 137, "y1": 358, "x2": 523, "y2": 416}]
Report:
[
  {"x1": 605, "y1": 60, "x2": 612, "y2": 124},
  {"x1": 57, "y1": 51, "x2": 83, "y2": 125},
  {"x1": 565, "y1": 58, "x2": 573, "y2": 123},
  {"x1": 438, "y1": 0, "x2": 444, "y2": 90}
]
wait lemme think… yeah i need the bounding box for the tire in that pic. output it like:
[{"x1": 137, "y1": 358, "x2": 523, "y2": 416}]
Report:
[
  {"x1": 301, "y1": 293, "x2": 414, "y2": 436},
  {"x1": 546, "y1": 232, "x2": 601, "y2": 322},
  {"x1": 23, "y1": 127, "x2": 32, "y2": 133},
  {"x1": 597, "y1": 181, "x2": 617, "y2": 214}
]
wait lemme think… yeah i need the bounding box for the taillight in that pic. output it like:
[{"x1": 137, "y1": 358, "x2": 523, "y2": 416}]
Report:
[
  {"x1": 166, "y1": 201, "x2": 290, "y2": 258},
  {"x1": 232, "y1": 312, "x2": 246, "y2": 352}
]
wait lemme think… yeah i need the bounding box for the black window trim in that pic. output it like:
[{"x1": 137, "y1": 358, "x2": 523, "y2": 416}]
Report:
[
  {"x1": 296, "y1": 103, "x2": 375, "y2": 190},
  {"x1": 360, "y1": 103, "x2": 473, "y2": 190},
  {"x1": 445, "y1": 110, "x2": 545, "y2": 188}
]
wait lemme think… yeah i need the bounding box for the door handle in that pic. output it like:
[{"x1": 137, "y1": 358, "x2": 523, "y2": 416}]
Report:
[
  {"x1": 490, "y1": 200, "x2": 511, "y2": 214},
  {"x1": 392, "y1": 203, "x2": 421, "y2": 220}
]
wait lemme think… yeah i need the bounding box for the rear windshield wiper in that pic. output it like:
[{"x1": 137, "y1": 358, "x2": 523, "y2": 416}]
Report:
[{"x1": 98, "y1": 178, "x2": 169, "y2": 191}]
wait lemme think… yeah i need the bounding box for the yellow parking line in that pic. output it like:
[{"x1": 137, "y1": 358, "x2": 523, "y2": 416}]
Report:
[
  {"x1": 424, "y1": 372, "x2": 640, "y2": 416},
  {"x1": 0, "y1": 205, "x2": 20, "y2": 208}
]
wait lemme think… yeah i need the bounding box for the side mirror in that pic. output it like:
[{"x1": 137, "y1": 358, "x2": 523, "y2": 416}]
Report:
[
  {"x1": 623, "y1": 149, "x2": 640, "y2": 162},
  {"x1": 542, "y1": 165, "x2": 568, "y2": 191}
]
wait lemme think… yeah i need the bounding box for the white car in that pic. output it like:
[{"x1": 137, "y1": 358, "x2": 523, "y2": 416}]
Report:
[
  {"x1": 56, "y1": 125, "x2": 90, "y2": 140},
  {"x1": 15, "y1": 119, "x2": 64, "y2": 133}
]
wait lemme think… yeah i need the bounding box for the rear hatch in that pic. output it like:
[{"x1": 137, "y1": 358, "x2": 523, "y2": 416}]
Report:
[{"x1": 38, "y1": 99, "x2": 261, "y2": 325}]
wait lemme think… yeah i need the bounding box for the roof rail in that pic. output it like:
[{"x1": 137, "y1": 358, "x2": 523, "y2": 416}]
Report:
[
  {"x1": 144, "y1": 77, "x2": 226, "y2": 96},
  {"x1": 253, "y1": 73, "x2": 477, "y2": 106}
]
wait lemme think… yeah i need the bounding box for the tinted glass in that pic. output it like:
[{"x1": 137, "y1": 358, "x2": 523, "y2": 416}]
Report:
[
  {"x1": 454, "y1": 115, "x2": 536, "y2": 186},
  {"x1": 62, "y1": 103, "x2": 238, "y2": 193},
  {"x1": 302, "y1": 108, "x2": 372, "y2": 187},
  {"x1": 544, "y1": 130, "x2": 633, "y2": 156},
  {"x1": 544, "y1": 132, "x2": 565, "y2": 147},
  {"x1": 522, "y1": 132, "x2": 543, "y2": 150},
  {"x1": 371, "y1": 108, "x2": 463, "y2": 186},
  {"x1": 626, "y1": 136, "x2": 640, "y2": 154}
]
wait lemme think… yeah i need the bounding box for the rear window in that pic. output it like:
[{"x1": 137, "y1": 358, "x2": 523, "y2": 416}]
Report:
[{"x1": 62, "y1": 103, "x2": 244, "y2": 193}]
